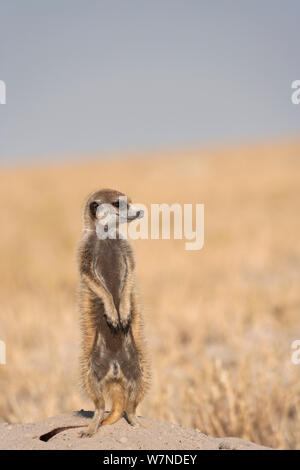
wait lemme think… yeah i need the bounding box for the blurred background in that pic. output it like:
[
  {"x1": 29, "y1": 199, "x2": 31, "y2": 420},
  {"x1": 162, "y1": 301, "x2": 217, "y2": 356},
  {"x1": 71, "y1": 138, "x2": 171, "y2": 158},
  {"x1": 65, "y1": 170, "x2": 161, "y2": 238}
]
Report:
[
  {"x1": 0, "y1": 1, "x2": 300, "y2": 449},
  {"x1": 1, "y1": 0, "x2": 300, "y2": 163}
]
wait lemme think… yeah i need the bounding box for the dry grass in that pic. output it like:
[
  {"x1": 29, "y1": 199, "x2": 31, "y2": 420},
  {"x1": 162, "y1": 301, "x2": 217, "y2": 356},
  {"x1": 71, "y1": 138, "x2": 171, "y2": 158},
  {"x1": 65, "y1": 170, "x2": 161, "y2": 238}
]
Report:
[{"x1": 1, "y1": 140, "x2": 300, "y2": 449}]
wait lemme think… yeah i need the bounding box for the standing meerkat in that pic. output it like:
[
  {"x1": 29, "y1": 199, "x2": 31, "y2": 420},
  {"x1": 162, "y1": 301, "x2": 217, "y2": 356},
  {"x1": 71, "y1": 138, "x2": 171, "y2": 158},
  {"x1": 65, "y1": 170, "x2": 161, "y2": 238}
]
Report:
[{"x1": 78, "y1": 188, "x2": 150, "y2": 437}]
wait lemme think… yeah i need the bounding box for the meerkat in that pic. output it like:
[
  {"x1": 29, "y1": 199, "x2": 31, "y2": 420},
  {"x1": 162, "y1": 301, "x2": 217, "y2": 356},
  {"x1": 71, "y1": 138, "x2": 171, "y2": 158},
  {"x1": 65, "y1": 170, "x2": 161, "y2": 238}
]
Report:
[{"x1": 78, "y1": 188, "x2": 150, "y2": 437}]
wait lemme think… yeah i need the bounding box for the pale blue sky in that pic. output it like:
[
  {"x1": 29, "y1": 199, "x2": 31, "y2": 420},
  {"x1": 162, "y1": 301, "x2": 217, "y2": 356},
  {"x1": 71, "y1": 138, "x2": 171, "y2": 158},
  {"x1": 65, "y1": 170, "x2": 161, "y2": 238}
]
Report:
[{"x1": 0, "y1": 1, "x2": 299, "y2": 164}]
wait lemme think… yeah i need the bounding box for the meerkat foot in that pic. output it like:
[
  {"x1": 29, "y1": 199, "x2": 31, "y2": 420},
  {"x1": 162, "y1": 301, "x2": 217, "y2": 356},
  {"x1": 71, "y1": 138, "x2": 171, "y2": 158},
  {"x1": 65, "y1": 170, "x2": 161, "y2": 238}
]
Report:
[
  {"x1": 79, "y1": 424, "x2": 99, "y2": 438},
  {"x1": 125, "y1": 412, "x2": 143, "y2": 427},
  {"x1": 79, "y1": 429, "x2": 93, "y2": 438}
]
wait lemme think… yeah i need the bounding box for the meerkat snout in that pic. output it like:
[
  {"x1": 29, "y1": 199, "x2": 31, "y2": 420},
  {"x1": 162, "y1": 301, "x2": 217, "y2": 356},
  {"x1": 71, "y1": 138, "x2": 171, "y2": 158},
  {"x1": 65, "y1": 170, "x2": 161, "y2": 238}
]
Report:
[
  {"x1": 95, "y1": 195, "x2": 143, "y2": 228},
  {"x1": 127, "y1": 204, "x2": 144, "y2": 221}
]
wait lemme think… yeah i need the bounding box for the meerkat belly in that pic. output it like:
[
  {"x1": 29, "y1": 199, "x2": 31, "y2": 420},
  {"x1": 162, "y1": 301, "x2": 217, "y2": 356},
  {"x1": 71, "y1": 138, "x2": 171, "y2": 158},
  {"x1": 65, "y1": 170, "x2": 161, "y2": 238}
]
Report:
[{"x1": 91, "y1": 326, "x2": 141, "y2": 384}]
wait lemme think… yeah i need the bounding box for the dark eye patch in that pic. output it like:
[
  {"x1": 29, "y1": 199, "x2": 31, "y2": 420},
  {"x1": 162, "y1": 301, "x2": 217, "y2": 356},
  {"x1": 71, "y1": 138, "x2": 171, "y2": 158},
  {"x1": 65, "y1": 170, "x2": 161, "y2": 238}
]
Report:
[
  {"x1": 89, "y1": 201, "x2": 99, "y2": 218},
  {"x1": 112, "y1": 201, "x2": 120, "y2": 208}
]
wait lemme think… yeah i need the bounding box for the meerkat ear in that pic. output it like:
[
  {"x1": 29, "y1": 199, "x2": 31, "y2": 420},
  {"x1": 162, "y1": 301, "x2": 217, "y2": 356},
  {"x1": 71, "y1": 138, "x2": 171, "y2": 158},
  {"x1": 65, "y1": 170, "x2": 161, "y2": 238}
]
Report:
[{"x1": 89, "y1": 201, "x2": 99, "y2": 218}]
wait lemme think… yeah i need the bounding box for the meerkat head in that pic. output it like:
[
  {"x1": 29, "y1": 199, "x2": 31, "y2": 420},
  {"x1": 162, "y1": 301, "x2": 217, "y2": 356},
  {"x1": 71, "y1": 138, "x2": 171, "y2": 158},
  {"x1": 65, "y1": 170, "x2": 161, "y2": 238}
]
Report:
[{"x1": 83, "y1": 189, "x2": 143, "y2": 235}]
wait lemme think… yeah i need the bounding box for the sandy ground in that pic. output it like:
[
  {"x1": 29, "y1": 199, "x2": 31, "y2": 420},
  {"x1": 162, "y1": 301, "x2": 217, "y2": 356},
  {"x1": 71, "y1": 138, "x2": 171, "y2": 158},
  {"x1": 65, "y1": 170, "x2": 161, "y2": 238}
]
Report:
[{"x1": 0, "y1": 411, "x2": 270, "y2": 450}]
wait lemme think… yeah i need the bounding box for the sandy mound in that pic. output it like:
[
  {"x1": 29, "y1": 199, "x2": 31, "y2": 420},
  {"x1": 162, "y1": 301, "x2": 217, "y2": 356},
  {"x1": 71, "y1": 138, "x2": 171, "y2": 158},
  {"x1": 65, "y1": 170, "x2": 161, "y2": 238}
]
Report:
[{"x1": 0, "y1": 411, "x2": 271, "y2": 450}]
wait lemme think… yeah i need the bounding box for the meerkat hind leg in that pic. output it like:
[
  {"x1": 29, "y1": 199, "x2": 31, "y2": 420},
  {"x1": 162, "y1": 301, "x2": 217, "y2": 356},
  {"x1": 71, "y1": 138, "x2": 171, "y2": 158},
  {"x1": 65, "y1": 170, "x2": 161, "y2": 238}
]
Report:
[
  {"x1": 125, "y1": 377, "x2": 149, "y2": 428},
  {"x1": 125, "y1": 392, "x2": 146, "y2": 428},
  {"x1": 79, "y1": 398, "x2": 105, "y2": 438}
]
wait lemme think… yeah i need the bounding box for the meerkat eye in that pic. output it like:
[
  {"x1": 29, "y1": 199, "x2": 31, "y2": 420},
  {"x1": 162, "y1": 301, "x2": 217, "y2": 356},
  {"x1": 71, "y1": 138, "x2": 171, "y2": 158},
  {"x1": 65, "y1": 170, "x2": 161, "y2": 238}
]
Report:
[
  {"x1": 89, "y1": 201, "x2": 99, "y2": 218},
  {"x1": 112, "y1": 200, "x2": 120, "y2": 209}
]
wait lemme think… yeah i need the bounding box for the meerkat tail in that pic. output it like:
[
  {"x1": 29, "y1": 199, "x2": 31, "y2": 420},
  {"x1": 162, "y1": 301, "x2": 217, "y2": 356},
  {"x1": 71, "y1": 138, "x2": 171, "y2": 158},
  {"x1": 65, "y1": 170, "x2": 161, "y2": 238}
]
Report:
[{"x1": 101, "y1": 382, "x2": 125, "y2": 426}]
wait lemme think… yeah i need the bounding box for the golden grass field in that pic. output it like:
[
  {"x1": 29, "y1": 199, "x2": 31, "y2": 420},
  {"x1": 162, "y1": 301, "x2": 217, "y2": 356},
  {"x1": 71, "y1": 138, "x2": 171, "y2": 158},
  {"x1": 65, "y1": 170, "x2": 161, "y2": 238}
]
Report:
[{"x1": 0, "y1": 140, "x2": 300, "y2": 449}]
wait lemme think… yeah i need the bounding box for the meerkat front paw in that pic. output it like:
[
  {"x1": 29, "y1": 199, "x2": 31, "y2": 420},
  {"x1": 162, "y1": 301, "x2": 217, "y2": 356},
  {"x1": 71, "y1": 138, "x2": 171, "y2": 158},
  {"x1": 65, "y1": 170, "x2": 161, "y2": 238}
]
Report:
[
  {"x1": 119, "y1": 303, "x2": 131, "y2": 333},
  {"x1": 104, "y1": 314, "x2": 120, "y2": 333},
  {"x1": 104, "y1": 306, "x2": 120, "y2": 332},
  {"x1": 120, "y1": 316, "x2": 131, "y2": 333}
]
